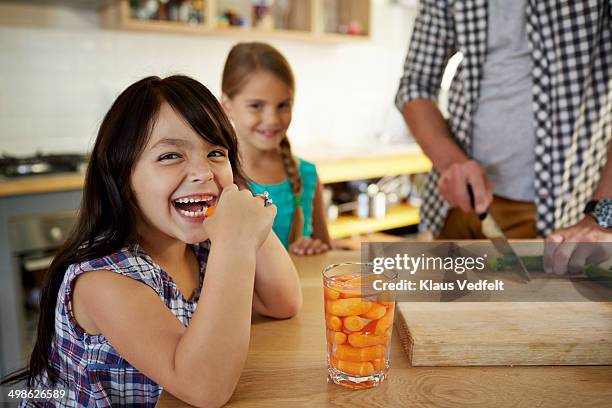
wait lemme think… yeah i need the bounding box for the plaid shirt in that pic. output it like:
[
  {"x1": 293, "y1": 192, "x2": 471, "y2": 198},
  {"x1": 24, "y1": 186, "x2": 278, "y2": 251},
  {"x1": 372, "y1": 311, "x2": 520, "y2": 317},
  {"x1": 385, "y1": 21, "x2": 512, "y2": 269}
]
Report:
[
  {"x1": 396, "y1": 0, "x2": 611, "y2": 236},
  {"x1": 22, "y1": 241, "x2": 210, "y2": 407}
]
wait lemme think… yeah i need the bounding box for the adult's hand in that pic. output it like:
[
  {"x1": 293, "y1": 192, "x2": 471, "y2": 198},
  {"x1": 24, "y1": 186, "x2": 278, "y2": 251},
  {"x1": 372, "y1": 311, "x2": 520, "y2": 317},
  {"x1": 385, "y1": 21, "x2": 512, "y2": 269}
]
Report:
[
  {"x1": 438, "y1": 159, "x2": 493, "y2": 214},
  {"x1": 544, "y1": 216, "x2": 612, "y2": 275}
]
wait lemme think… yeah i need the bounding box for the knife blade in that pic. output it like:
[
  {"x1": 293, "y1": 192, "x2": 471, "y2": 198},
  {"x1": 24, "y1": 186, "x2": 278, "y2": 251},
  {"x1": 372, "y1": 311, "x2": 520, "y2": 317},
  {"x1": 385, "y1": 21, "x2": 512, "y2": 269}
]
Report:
[{"x1": 467, "y1": 184, "x2": 531, "y2": 282}]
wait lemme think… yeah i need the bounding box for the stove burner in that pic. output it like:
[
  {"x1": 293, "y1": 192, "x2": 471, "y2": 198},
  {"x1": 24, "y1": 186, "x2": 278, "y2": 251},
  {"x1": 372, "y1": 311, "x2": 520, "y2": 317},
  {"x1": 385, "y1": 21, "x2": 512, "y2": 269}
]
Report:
[{"x1": 0, "y1": 153, "x2": 89, "y2": 178}]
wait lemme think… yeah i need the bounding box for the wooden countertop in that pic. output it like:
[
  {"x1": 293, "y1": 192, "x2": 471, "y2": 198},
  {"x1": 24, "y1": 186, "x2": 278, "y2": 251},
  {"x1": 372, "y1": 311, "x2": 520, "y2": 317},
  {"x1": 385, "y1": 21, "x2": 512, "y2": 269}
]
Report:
[
  {"x1": 157, "y1": 251, "x2": 612, "y2": 407},
  {"x1": 0, "y1": 148, "x2": 431, "y2": 197},
  {"x1": 0, "y1": 173, "x2": 85, "y2": 197}
]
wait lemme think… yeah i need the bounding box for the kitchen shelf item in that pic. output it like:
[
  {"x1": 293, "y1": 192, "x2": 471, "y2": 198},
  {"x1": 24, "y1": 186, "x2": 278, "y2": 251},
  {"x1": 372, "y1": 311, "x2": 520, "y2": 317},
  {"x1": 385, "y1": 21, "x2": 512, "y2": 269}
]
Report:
[
  {"x1": 367, "y1": 183, "x2": 386, "y2": 219},
  {"x1": 0, "y1": 153, "x2": 88, "y2": 178},
  {"x1": 322, "y1": 0, "x2": 370, "y2": 36}
]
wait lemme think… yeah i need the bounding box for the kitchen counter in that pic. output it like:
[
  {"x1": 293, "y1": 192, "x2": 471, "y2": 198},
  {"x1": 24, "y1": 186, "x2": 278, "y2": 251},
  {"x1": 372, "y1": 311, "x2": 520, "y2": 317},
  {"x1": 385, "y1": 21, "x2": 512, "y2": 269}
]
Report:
[
  {"x1": 0, "y1": 173, "x2": 84, "y2": 197},
  {"x1": 157, "y1": 250, "x2": 612, "y2": 407},
  {"x1": 0, "y1": 146, "x2": 432, "y2": 197}
]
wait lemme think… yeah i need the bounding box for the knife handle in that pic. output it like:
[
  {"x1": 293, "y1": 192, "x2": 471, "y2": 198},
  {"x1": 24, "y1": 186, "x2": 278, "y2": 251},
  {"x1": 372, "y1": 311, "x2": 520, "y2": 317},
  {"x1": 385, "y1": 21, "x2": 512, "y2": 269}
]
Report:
[{"x1": 467, "y1": 184, "x2": 487, "y2": 220}]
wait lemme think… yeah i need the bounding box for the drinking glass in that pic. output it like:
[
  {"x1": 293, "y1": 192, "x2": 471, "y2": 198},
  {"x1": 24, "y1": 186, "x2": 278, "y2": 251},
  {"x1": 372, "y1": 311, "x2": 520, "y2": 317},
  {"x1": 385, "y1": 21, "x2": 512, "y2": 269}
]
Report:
[{"x1": 322, "y1": 262, "x2": 396, "y2": 389}]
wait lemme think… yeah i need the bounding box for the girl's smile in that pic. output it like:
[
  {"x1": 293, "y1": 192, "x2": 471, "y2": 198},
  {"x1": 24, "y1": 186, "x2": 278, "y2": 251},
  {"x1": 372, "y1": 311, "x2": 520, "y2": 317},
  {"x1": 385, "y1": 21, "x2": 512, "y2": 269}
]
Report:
[
  {"x1": 131, "y1": 102, "x2": 234, "y2": 243},
  {"x1": 172, "y1": 193, "x2": 219, "y2": 222},
  {"x1": 256, "y1": 128, "x2": 283, "y2": 140}
]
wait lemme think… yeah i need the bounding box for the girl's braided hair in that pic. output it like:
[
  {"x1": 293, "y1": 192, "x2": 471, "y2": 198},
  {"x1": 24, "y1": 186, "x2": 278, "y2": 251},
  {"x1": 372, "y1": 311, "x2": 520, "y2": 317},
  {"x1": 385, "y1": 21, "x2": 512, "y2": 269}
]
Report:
[{"x1": 222, "y1": 42, "x2": 304, "y2": 243}]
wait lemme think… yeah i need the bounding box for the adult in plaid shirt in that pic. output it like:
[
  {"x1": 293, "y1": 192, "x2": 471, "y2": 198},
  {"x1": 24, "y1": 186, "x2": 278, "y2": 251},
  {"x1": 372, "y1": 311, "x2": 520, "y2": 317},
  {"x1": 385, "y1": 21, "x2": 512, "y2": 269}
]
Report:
[{"x1": 396, "y1": 0, "x2": 611, "y2": 273}]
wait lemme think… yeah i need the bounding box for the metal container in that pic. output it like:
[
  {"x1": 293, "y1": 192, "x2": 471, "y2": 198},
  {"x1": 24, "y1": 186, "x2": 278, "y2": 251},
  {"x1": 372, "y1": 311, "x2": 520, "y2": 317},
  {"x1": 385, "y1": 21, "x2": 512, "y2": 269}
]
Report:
[
  {"x1": 327, "y1": 204, "x2": 339, "y2": 222},
  {"x1": 367, "y1": 184, "x2": 387, "y2": 219},
  {"x1": 356, "y1": 192, "x2": 370, "y2": 219}
]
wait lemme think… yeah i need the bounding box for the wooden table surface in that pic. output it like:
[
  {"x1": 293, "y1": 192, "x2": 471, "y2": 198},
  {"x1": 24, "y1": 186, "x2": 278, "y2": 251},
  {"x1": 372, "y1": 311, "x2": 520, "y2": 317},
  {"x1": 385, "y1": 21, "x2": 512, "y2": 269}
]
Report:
[{"x1": 157, "y1": 251, "x2": 612, "y2": 408}]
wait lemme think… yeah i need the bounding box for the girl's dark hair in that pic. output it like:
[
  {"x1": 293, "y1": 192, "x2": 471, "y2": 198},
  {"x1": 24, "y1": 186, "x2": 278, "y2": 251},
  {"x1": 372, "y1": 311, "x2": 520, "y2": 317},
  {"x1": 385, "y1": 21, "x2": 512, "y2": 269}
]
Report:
[
  {"x1": 222, "y1": 42, "x2": 304, "y2": 243},
  {"x1": 1, "y1": 75, "x2": 246, "y2": 387}
]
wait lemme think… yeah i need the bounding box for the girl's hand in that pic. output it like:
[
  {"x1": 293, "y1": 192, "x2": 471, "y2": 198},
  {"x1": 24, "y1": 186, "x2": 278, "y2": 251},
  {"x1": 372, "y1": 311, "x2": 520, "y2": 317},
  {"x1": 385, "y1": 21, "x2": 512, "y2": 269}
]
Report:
[
  {"x1": 289, "y1": 237, "x2": 330, "y2": 256},
  {"x1": 203, "y1": 184, "x2": 276, "y2": 250}
]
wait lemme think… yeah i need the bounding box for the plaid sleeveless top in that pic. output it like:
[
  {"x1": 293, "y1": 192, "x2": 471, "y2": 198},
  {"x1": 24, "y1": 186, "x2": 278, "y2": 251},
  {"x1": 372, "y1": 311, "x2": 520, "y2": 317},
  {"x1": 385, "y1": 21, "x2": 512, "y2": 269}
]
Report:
[{"x1": 22, "y1": 241, "x2": 210, "y2": 407}]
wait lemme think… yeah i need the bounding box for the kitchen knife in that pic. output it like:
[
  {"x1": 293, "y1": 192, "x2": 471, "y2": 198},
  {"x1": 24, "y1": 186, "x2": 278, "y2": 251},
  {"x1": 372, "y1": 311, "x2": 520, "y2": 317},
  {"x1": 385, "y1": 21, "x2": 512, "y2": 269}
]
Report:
[{"x1": 467, "y1": 184, "x2": 531, "y2": 282}]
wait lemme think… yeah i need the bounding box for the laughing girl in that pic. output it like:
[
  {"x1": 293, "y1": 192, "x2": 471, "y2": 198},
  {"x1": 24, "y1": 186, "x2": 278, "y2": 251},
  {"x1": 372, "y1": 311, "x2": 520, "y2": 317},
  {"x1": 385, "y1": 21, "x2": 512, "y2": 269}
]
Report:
[{"x1": 1, "y1": 75, "x2": 301, "y2": 407}]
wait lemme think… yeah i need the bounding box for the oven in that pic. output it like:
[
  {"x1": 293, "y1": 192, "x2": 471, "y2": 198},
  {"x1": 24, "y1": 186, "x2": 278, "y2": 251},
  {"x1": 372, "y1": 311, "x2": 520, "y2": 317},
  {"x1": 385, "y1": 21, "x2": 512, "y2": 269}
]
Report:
[
  {"x1": 0, "y1": 153, "x2": 86, "y2": 386},
  {"x1": 9, "y1": 211, "x2": 78, "y2": 356}
]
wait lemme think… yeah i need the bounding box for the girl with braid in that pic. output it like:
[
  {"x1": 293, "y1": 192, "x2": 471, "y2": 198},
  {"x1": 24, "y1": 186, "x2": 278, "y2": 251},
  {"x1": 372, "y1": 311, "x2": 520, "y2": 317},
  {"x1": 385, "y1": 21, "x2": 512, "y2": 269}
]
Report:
[{"x1": 221, "y1": 42, "x2": 331, "y2": 255}]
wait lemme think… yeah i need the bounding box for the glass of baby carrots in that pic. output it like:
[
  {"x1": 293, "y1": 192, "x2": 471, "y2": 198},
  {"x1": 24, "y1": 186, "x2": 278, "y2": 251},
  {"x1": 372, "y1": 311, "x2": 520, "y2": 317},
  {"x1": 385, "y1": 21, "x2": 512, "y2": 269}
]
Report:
[{"x1": 322, "y1": 262, "x2": 397, "y2": 389}]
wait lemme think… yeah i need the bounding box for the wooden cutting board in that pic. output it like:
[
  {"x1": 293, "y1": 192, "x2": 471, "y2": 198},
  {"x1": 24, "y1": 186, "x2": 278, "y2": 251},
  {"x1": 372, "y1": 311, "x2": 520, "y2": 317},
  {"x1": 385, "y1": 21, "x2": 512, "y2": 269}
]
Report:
[{"x1": 395, "y1": 302, "x2": 612, "y2": 366}]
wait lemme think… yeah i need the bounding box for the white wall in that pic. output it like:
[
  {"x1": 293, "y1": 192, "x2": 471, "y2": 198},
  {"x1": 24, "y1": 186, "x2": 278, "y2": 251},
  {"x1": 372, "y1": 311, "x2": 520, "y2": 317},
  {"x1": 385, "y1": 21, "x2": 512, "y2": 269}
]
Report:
[{"x1": 0, "y1": 0, "x2": 417, "y2": 157}]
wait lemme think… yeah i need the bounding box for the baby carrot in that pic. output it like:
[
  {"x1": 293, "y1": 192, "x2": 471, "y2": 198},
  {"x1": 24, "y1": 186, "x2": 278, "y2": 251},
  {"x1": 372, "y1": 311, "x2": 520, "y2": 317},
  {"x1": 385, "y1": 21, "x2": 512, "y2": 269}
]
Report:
[
  {"x1": 343, "y1": 316, "x2": 366, "y2": 332},
  {"x1": 371, "y1": 358, "x2": 386, "y2": 372},
  {"x1": 335, "y1": 344, "x2": 385, "y2": 362},
  {"x1": 324, "y1": 286, "x2": 340, "y2": 300},
  {"x1": 205, "y1": 205, "x2": 216, "y2": 216},
  {"x1": 326, "y1": 315, "x2": 343, "y2": 331},
  {"x1": 327, "y1": 298, "x2": 373, "y2": 317},
  {"x1": 327, "y1": 330, "x2": 347, "y2": 345},
  {"x1": 360, "y1": 303, "x2": 386, "y2": 320},
  {"x1": 347, "y1": 333, "x2": 388, "y2": 348},
  {"x1": 375, "y1": 305, "x2": 395, "y2": 335},
  {"x1": 335, "y1": 359, "x2": 375, "y2": 377}
]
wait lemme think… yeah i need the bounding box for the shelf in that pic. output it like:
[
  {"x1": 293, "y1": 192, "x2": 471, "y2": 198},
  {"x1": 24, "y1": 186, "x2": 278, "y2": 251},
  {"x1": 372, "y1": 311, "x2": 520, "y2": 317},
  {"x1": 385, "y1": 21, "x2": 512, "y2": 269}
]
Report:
[
  {"x1": 117, "y1": 17, "x2": 210, "y2": 34},
  {"x1": 102, "y1": 0, "x2": 371, "y2": 42},
  {"x1": 112, "y1": 22, "x2": 369, "y2": 42},
  {"x1": 314, "y1": 152, "x2": 432, "y2": 184},
  {"x1": 3, "y1": 0, "x2": 114, "y2": 8},
  {"x1": 328, "y1": 203, "x2": 420, "y2": 239}
]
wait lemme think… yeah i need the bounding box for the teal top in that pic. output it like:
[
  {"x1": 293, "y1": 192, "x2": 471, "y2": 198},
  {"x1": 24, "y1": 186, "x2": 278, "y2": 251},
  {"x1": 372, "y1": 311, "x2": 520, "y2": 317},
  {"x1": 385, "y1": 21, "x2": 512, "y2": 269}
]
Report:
[{"x1": 249, "y1": 158, "x2": 318, "y2": 248}]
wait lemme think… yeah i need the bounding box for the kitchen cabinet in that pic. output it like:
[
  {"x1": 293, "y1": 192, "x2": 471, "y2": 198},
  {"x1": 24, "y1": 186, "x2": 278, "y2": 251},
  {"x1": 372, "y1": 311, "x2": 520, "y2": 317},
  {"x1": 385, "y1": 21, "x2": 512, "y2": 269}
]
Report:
[{"x1": 101, "y1": 0, "x2": 371, "y2": 41}]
